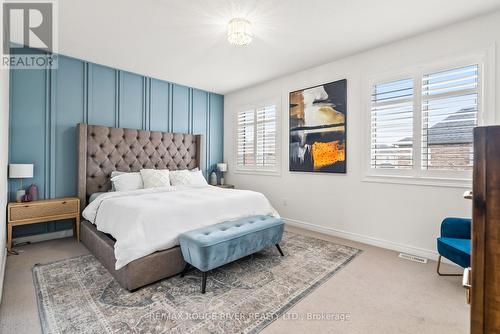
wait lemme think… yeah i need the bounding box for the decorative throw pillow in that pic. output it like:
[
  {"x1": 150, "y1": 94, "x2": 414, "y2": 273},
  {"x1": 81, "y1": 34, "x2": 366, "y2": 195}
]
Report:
[
  {"x1": 169, "y1": 169, "x2": 192, "y2": 186},
  {"x1": 169, "y1": 169, "x2": 208, "y2": 186},
  {"x1": 111, "y1": 172, "x2": 143, "y2": 192},
  {"x1": 140, "y1": 169, "x2": 171, "y2": 189}
]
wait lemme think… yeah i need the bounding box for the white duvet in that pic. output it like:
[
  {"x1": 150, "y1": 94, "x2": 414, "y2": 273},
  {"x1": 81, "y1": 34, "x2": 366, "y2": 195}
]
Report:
[{"x1": 82, "y1": 185, "x2": 279, "y2": 269}]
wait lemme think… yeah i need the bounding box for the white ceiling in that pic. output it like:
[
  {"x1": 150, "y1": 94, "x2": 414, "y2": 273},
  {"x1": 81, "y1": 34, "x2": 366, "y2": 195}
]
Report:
[{"x1": 59, "y1": 0, "x2": 500, "y2": 94}]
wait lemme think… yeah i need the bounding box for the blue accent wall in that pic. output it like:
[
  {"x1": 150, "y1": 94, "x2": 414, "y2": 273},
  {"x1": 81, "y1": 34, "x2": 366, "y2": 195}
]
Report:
[{"x1": 9, "y1": 53, "x2": 223, "y2": 238}]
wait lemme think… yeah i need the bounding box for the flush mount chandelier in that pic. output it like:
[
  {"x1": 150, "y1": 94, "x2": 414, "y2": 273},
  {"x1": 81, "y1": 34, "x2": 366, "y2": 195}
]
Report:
[{"x1": 227, "y1": 18, "x2": 253, "y2": 46}]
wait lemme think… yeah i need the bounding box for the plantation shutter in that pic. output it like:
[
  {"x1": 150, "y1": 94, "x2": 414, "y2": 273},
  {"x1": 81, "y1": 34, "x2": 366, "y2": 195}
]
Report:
[
  {"x1": 421, "y1": 64, "x2": 478, "y2": 171},
  {"x1": 255, "y1": 105, "x2": 277, "y2": 168},
  {"x1": 237, "y1": 110, "x2": 255, "y2": 167},
  {"x1": 370, "y1": 78, "x2": 414, "y2": 169}
]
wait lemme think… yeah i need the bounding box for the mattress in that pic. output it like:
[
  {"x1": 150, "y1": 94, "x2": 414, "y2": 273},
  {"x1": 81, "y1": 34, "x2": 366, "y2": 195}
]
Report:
[
  {"x1": 82, "y1": 185, "x2": 279, "y2": 269},
  {"x1": 88, "y1": 192, "x2": 107, "y2": 203}
]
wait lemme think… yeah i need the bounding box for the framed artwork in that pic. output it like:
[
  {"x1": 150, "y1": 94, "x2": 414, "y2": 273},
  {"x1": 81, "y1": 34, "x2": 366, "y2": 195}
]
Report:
[{"x1": 289, "y1": 79, "x2": 347, "y2": 173}]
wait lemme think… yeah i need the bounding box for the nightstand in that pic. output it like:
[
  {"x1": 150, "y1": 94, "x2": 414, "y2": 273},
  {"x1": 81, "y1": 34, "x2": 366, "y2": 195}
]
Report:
[
  {"x1": 215, "y1": 184, "x2": 235, "y2": 189},
  {"x1": 7, "y1": 197, "x2": 80, "y2": 252}
]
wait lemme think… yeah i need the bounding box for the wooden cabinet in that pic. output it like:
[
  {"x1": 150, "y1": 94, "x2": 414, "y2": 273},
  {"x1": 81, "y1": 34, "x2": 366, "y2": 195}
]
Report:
[
  {"x1": 471, "y1": 126, "x2": 500, "y2": 334},
  {"x1": 7, "y1": 197, "x2": 80, "y2": 251}
]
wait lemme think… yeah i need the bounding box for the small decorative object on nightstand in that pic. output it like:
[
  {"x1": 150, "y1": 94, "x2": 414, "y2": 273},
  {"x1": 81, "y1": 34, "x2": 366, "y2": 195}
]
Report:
[
  {"x1": 215, "y1": 184, "x2": 235, "y2": 189},
  {"x1": 210, "y1": 171, "x2": 217, "y2": 185},
  {"x1": 25, "y1": 184, "x2": 39, "y2": 202},
  {"x1": 217, "y1": 163, "x2": 228, "y2": 186},
  {"x1": 9, "y1": 164, "x2": 34, "y2": 202},
  {"x1": 7, "y1": 197, "x2": 80, "y2": 252}
]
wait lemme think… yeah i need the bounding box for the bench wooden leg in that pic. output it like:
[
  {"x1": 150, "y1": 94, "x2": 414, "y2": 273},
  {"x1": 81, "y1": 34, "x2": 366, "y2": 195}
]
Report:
[
  {"x1": 180, "y1": 263, "x2": 191, "y2": 278},
  {"x1": 201, "y1": 272, "x2": 207, "y2": 294},
  {"x1": 276, "y1": 244, "x2": 284, "y2": 256}
]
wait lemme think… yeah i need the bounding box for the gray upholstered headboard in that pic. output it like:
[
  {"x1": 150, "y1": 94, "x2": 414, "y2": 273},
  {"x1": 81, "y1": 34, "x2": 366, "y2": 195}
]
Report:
[{"x1": 77, "y1": 123, "x2": 203, "y2": 210}]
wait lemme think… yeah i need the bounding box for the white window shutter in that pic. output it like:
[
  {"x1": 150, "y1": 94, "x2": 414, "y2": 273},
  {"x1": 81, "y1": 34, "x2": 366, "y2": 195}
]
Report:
[
  {"x1": 421, "y1": 65, "x2": 478, "y2": 171},
  {"x1": 237, "y1": 110, "x2": 255, "y2": 167},
  {"x1": 370, "y1": 78, "x2": 414, "y2": 169},
  {"x1": 256, "y1": 105, "x2": 277, "y2": 168},
  {"x1": 236, "y1": 105, "x2": 277, "y2": 171}
]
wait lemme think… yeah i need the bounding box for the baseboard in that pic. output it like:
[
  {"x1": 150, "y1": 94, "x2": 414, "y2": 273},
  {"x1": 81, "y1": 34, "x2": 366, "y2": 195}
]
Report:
[
  {"x1": 12, "y1": 229, "x2": 73, "y2": 246},
  {"x1": 0, "y1": 247, "x2": 7, "y2": 304},
  {"x1": 283, "y1": 217, "x2": 452, "y2": 264}
]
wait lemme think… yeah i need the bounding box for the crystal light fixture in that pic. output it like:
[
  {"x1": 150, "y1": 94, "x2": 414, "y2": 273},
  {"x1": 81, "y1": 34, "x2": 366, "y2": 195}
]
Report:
[{"x1": 227, "y1": 18, "x2": 252, "y2": 46}]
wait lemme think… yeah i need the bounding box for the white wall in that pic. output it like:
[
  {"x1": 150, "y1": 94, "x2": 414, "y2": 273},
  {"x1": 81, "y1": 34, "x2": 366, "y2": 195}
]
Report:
[
  {"x1": 224, "y1": 11, "x2": 500, "y2": 259},
  {"x1": 0, "y1": 32, "x2": 9, "y2": 300}
]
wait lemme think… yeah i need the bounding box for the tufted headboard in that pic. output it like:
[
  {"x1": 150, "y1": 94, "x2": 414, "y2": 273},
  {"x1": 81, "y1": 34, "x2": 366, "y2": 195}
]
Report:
[{"x1": 77, "y1": 123, "x2": 203, "y2": 210}]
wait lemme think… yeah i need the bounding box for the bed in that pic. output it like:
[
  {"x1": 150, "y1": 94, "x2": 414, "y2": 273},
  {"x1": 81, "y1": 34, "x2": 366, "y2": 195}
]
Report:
[
  {"x1": 76, "y1": 123, "x2": 278, "y2": 291},
  {"x1": 77, "y1": 123, "x2": 203, "y2": 290}
]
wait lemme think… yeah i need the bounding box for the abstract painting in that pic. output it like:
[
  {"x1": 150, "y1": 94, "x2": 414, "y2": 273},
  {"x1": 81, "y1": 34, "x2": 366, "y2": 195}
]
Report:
[{"x1": 289, "y1": 79, "x2": 347, "y2": 173}]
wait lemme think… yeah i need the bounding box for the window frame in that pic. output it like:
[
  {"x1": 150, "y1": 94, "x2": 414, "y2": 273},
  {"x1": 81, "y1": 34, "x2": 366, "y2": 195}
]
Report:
[
  {"x1": 234, "y1": 98, "x2": 281, "y2": 175},
  {"x1": 363, "y1": 50, "x2": 494, "y2": 188}
]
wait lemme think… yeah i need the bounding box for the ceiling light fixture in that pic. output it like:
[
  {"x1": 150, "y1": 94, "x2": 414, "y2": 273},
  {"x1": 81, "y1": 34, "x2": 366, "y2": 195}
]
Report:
[{"x1": 227, "y1": 18, "x2": 252, "y2": 46}]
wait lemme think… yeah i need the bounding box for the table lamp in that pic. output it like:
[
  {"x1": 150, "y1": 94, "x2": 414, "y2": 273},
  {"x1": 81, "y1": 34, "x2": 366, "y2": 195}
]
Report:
[
  {"x1": 9, "y1": 164, "x2": 34, "y2": 202},
  {"x1": 217, "y1": 163, "x2": 227, "y2": 186}
]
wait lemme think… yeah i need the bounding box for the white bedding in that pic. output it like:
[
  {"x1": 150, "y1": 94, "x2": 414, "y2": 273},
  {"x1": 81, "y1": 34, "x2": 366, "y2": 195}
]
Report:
[{"x1": 82, "y1": 185, "x2": 279, "y2": 269}]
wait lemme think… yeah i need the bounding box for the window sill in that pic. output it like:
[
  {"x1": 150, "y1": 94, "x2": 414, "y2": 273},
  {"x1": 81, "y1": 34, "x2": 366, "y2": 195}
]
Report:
[
  {"x1": 362, "y1": 174, "x2": 472, "y2": 188},
  {"x1": 233, "y1": 169, "x2": 281, "y2": 177}
]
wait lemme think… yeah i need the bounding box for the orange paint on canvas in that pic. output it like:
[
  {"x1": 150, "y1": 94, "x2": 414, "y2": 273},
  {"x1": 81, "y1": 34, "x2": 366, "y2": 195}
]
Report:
[{"x1": 311, "y1": 140, "x2": 345, "y2": 170}]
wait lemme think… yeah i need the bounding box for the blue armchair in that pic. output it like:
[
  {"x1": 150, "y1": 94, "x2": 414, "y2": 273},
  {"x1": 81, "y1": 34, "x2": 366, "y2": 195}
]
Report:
[{"x1": 436, "y1": 217, "x2": 471, "y2": 276}]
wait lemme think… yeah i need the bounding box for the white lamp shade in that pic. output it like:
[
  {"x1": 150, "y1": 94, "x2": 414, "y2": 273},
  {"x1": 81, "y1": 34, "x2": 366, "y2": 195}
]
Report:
[
  {"x1": 9, "y1": 164, "x2": 34, "y2": 178},
  {"x1": 217, "y1": 163, "x2": 228, "y2": 172}
]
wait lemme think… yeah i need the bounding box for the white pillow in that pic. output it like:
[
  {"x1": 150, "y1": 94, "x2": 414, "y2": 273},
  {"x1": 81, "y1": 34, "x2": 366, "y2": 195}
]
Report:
[
  {"x1": 140, "y1": 169, "x2": 171, "y2": 189},
  {"x1": 110, "y1": 171, "x2": 127, "y2": 191},
  {"x1": 111, "y1": 171, "x2": 126, "y2": 178},
  {"x1": 190, "y1": 170, "x2": 208, "y2": 186},
  {"x1": 111, "y1": 172, "x2": 143, "y2": 191}
]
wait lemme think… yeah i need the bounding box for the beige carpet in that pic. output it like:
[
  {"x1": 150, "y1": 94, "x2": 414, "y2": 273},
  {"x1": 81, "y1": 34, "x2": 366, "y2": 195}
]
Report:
[{"x1": 0, "y1": 226, "x2": 470, "y2": 334}]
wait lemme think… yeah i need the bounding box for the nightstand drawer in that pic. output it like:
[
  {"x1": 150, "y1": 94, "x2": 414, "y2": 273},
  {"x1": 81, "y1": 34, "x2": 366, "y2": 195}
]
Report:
[
  {"x1": 9, "y1": 200, "x2": 79, "y2": 221},
  {"x1": 7, "y1": 197, "x2": 81, "y2": 252}
]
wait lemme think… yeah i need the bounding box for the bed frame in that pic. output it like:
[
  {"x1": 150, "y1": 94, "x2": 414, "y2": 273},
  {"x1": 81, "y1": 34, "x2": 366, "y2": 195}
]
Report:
[{"x1": 77, "y1": 123, "x2": 203, "y2": 291}]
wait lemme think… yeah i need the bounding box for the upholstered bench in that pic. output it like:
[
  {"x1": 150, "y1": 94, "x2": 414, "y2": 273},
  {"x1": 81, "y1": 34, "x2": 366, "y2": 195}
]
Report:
[{"x1": 179, "y1": 215, "x2": 285, "y2": 293}]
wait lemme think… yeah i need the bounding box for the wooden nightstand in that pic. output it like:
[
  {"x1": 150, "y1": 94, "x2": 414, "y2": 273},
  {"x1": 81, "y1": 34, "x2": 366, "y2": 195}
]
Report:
[
  {"x1": 7, "y1": 197, "x2": 80, "y2": 252},
  {"x1": 215, "y1": 184, "x2": 235, "y2": 189}
]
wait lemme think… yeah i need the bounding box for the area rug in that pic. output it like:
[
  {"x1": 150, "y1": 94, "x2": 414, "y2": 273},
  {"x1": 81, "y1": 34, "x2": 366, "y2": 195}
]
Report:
[{"x1": 33, "y1": 231, "x2": 361, "y2": 334}]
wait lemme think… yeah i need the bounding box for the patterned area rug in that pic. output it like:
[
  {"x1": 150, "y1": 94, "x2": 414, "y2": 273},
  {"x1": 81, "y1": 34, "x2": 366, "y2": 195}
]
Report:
[{"x1": 33, "y1": 231, "x2": 361, "y2": 334}]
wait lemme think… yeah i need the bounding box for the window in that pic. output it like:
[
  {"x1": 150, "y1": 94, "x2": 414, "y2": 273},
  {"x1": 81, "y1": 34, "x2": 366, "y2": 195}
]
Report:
[
  {"x1": 237, "y1": 110, "x2": 255, "y2": 167},
  {"x1": 368, "y1": 60, "x2": 484, "y2": 183},
  {"x1": 236, "y1": 104, "x2": 278, "y2": 172},
  {"x1": 371, "y1": 78, "x2": 414, "y2": 169},
  {"x1": 421, "y1": 65, "x2": 478, "y2": 171}
]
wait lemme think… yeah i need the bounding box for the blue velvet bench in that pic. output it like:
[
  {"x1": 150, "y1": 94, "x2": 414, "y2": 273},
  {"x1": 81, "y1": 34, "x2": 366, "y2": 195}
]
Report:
[{"x1": 178, "y1": 215, "x2": 285, "y2": 293}]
